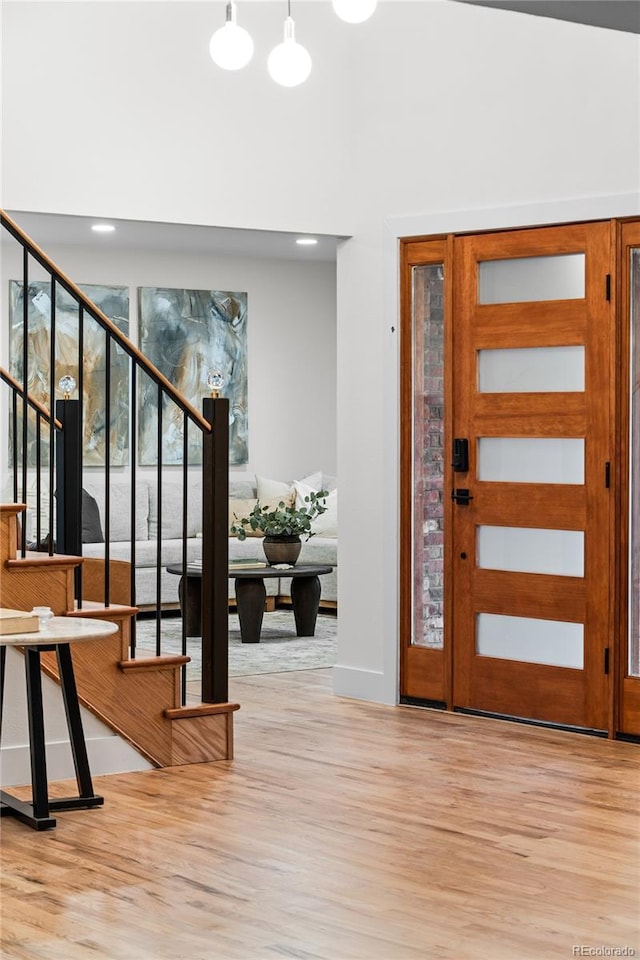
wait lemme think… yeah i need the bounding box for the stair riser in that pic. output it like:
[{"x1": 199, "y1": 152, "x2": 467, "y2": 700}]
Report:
[
  {"x1": 0, "y1": 506, "x2": 23, "y2": 563},
  {"x1": 3, "y1": 537, "x2": 236, "y2": 768},
  {"x1": 40, "y1": 631, "x2": 180, "y2": 767},
  {"x1": 0, "y1": 568, "x2": 75, "y2": 615}
]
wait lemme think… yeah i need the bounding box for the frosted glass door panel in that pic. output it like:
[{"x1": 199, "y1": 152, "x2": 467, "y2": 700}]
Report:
[
  {"x1": 478, "y1": 254, "x2": 585, "y2": 304},
  {"x1": 478, "y1": 438, "x2": 585, "y2": 484},
  {"x1": 477, "y1": 614, "x2": 584, "y2": 669},
  {"x1": 478, "y1": 526, "x2": 584, "y2": 577},
  {"x1": 478, "y1": 346, "x2": 585, "y2": 393}
]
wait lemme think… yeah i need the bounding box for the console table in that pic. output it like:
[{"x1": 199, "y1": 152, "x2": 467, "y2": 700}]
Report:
[
  {"x1": 167, "y1": 563, "x2": 333, "y2": 644},
  {"x1": 0, "y1": 616, "x2": 117, "y2": 831}
]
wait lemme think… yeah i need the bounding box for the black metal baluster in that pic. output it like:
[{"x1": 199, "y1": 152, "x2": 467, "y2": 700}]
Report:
[
  {"x1": 104, "y1": 329, "x2": 111, "y2": 607},
  {"x1": 48, "y1": 276, "x2": 56, "y2": 555},
  {"x1": 77, "y1": 304, "x2": 84, "y2": 607},
  {"x1": 156, "y1": 382, "x2": 162, "y2": 657},
  {"x1": 130, "y1": 361, "x2": 137, "y2": 656},
  {"x1": 181, "y1": 412, "x2": 188, "y2": 704},
  {"x1": 11, "y1": 392, "x2": 18, "y2": 506},
  {"x1": 20, "y1": 251, "x2": 28, "y2": 555},
  {"x1": 35, "y1": 414, "x2": 42, "y2": 547}
]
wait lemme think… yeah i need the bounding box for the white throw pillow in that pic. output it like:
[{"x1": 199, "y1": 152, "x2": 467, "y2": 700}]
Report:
[
  {"x1": 292, "y1": 481, "x2": 337, "y2": 537},
  {"x1": 311, "y1": 488, "x2": 338, "y2": 537},
  {"x1": 255, "y1": 474, "x2": 294, "y2": 504},
  {"x1": 292, "y1": 472, "x2": 323, "y2": 509}
]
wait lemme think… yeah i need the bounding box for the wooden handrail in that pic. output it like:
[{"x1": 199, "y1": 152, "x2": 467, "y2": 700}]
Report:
[
  {"x1": 0, "y1": 209, "x2": 212, "y2": 434},
  {"x1": 0, "y1": 365, "x2": 63, "y2": 430}
]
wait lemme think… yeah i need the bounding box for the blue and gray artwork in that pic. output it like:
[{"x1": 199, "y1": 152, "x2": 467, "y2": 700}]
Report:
[
  {"x1": 9, "y1": 281, "x2": 130, "y2": 466},
  {"x1": 138, "y1": 287, "x2": 248, "y2": 465}
]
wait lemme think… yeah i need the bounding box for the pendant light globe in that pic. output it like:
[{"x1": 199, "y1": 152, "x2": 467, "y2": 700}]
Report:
[
  {"x1": 209, "y1": 1, "x2": 254, "y2": 71},
  {"x1": 332, "y1": 0, "x2": 377, "y2": 23},
  {"x1": 268, "y1": 15, "x2": 312, "y2": 87}
]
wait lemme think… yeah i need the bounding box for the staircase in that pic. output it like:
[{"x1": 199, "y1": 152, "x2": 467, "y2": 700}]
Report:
[{"x1": 0, "y1": 209, "x2": 239, "y2": 771}]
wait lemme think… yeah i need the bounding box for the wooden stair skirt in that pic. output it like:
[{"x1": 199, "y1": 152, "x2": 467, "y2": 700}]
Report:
[{"x1": 2, "y1": 505, "x2": 239, "y2": 768}]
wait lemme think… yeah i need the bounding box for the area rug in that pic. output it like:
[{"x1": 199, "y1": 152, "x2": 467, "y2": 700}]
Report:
[{"x1": 134, "y1": 610, "x2": 337, "y2": 679}]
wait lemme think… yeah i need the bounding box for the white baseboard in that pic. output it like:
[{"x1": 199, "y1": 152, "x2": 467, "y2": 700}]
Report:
[
  {"x1": 332, "y1": 664, "x2": 395, "y2": 705},
  {"x1": 0, "y1": 735, "x2": 152, "y2": 788}
]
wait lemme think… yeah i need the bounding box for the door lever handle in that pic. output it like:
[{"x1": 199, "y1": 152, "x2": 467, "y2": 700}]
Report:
[{"x1": 451, "y1": 488, "x2": 473, "y2": 506}]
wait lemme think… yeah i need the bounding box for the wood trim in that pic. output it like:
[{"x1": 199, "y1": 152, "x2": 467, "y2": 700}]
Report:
[
  {"x1": 474, "y1": 570, "x2": 585, "y2": 621},
  {"x1": 69, "y1": 604, "x2": 139, "y2": 619},
  {"x1": 5, "y1": 553, "x2": 83, "y2": 569},
  {"x1": 474, "y1": 301, "x2": 586, "y2": 348},
  {"x1": 443, "y1": 233, "x2": 455, "y2": 710},
  {"x1": 460, "y1": 222, "x2": 593, "y2": 260},
  {"x1": 164, "y1": 702, "x2": 240, "y2": 720},
  {"x1": 119, "y1": 655, "x2": 190, "y2": 671},
  {"x1": 399, "y1": 238, "x2": 448, "y2": 704},
  {"x1": 617, "y1": 219, "x2": 640, "y2": 736},
  {"x1": 403, "y1": 646, "x2": 445, "y2": 702},
  {"x1": 399, "y1": 237, "x2": 413, "y2": 698}
]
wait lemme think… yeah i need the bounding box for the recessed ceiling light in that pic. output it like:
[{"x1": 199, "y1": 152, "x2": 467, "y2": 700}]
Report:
[
  {"x1": 296, "y1": 237, "x2": 318, "y2": 246},
  {"x1": 91, "y1": 223, "x2": 115, "y2": 233}
]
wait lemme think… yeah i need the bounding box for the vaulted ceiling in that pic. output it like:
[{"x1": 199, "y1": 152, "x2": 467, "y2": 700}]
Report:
[
  {"x1": 5, "y1": 2, "x2": 637, "y2": 261},
  {"x1": 455, "y1": 1, "x2": 640, "y2": 35}
]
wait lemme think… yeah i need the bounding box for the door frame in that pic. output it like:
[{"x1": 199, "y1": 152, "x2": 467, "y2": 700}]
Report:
[
  {"x1": 399, "y1": 236, "x2": 452, "y2": 706},
  {"x1": 400, "y1": 215, "x2": 640, "y2": 738},
  {"x1": 616, "y1": 219, "x2": 640, "y2": 737}
]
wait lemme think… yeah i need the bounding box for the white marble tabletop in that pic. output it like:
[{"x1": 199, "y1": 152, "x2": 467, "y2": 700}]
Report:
[{"x1": 0, "y1": 616, "x2": 118, "y2": 647}]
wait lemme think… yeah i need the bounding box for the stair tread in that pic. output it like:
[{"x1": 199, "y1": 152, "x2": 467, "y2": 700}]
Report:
[
  {"x1": 6, "y1": 551, "x2": 83, "y2": 569},
  {"x1": 68, "y1": 601, "x2": 138, "y2": 618},
  {"x1": 165, "y1": 702, "x2": 240, "y2": 720},
  {"x1": 120, "y1": 653, "x2": 190, "y2": 671}
]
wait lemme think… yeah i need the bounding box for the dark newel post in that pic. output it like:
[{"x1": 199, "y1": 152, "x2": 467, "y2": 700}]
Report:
[
  {"x1": 55, "y1": 399, "x2": 82, "y2": 593},
  {"x1": 201, "y1": 397, "x2": 229, "y2": 703}
]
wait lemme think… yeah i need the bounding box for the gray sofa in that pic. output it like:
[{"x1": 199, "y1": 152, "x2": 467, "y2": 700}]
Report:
[{"x1": 79, "y1": 472, "x2": 337, "y2": 609}]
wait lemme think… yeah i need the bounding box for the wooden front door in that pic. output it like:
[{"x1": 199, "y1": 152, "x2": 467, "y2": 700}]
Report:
[
  {"x1": 451, "y1": 222, "x2": 614, "y2": 731},
  {"x1": 401, "y1": 221, "x2": 616, "y2": 733}
]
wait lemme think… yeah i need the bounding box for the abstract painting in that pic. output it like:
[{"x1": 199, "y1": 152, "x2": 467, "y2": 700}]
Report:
[
  {"x1": 138, "y1": 287, "x2": 248, "y2": 465},
  {"x1": 9, "y1": 281, "x2": 130, "y2": 466}
]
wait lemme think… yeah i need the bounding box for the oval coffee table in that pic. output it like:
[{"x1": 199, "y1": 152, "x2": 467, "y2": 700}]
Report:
[{"x1": 167, "y1": 563, "x2": 333, "y2": 644}]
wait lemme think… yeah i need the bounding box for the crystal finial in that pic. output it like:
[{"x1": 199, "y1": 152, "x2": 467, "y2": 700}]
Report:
[
  {"x1": 59, "y1": 375, "x2": 76, "y2": 399},
  {"x1": 206, "y1": 370, "x2": 224, "y2": 398}
]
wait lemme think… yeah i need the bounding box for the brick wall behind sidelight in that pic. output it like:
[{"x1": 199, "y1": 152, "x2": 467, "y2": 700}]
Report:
[{"x1": 414, "y1": 266, "x2": 444, "y2": 648}]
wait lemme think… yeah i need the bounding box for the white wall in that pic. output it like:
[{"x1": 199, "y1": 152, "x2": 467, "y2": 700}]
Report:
[
  {"x1": 332, "y1": 2, "x2": 640, "y2": 702},
  {"x1": 0, "y1": 1, "x2": 354, "y2": 236},
  {"x1": 1, "y1": 2, "x2": 639, "y2": 718},
  {"x1": 0, "y1": 240, "x2": 337, "y2": 482}
]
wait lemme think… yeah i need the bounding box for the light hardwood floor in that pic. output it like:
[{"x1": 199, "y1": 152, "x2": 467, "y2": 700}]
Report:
[{"x1": 1, "y1": 668, "x2": 639, "y2": 960}]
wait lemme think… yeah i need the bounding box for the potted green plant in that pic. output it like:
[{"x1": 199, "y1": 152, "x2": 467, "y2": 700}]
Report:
[{"x1": 230, "y1": 490, "x2": 328, "y2": 565}]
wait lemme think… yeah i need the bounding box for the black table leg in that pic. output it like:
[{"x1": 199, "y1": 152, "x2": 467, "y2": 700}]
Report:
[
  {"x1": 290, "y1": 575, "x2": 321, "y2": 637},
  {"x1": 235, "y1": 577, "x2": 266, "y2": 643},
  {"x1": 178, "y1": 575, "x2": 202, "y2": 637},
  {"x1": 0, "y1": 643, "x2": 103, "y2": 831},
  {"x1": 0, "y1": 645, "x2": 5, "y2": 740},
  {"x1": 0, "y1": 647, "x2": 57, "y2": 830},
  {"x1": 53, "y1": 643, "x2": 103, "y2": 812},
  {"x1": 25, "y1": 647, "x2": 54, "y2": 825}
]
